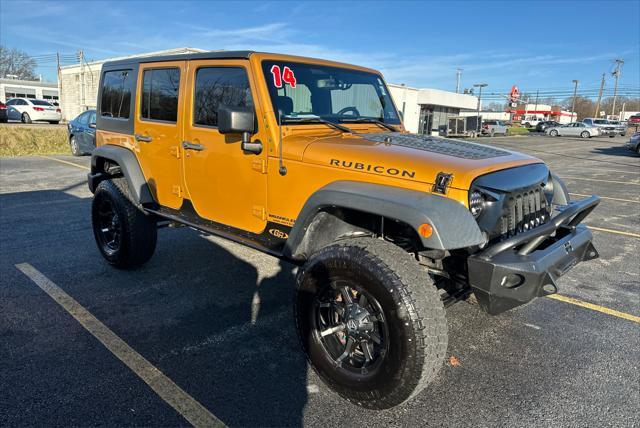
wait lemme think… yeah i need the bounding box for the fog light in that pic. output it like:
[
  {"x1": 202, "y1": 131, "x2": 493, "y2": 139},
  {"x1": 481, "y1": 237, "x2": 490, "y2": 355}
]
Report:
[
  {"x1": 500, "y1": 273, "x2": 524, "y2": 288},
  {"x1": 469, "y1": 191, "x2": 485, "y2": 217}
]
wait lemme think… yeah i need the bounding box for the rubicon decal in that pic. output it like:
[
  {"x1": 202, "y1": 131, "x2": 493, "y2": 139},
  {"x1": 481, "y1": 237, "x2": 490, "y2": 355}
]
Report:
[{"x1": 330, "y1": 159, "x2": 416, "y2": 178}]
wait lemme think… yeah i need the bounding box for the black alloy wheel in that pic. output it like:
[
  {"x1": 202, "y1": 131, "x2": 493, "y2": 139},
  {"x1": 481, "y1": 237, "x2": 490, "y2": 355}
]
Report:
[
  {"x1": 313, "y1": 279, "x2": 389, "y2": 375},
  {"x1": 95, "y1": 197, "x2": 122, "y2": 255}
]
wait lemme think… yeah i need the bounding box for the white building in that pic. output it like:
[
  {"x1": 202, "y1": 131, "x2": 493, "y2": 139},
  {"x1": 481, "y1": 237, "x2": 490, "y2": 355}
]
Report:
[
  {"x1": 0, "y1": 78, "x2": 59, "y2": 103},
  {"x1": 388, "y1": 84, "x2": 478, "y2": 134},
  {"x1": 58, "y1": 47, "x2": 205, "y2": 121}
]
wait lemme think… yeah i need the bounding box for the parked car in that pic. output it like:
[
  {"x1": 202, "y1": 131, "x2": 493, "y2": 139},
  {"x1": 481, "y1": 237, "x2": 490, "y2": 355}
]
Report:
[
  {"x1": 87, "y1": 50, "x2": 600, "y2": 409},
  {"x1": 607, "y1": 120, "x2": 627, "y2": 136},
  {"x1": 582, "y1": 118, "x2": 617, "y2": 137},
  {"x1": 546, "y1": 122, "x2": 600, "y2": 138},
  {"x1": 625, "y1": 131, "x2": 640, "y2": 155},
  {"x1": 481, "y1": 119, "x2": 509, "y2": 136},
  {"x1": 5, "y1": 98, "x2": 62, "y2": 124},
  {"x1": 536, "y1": 120, "x2": 560, "y2": 132},
  {"x1": 67, "y1": 109, "x2": 96, "y2": 156},
  {"x1": 627, "y1": 114, "x2": 640, "y2": 126},
  {"x1": 0, "y1": 101, "x2": 7, "y2": 123}
]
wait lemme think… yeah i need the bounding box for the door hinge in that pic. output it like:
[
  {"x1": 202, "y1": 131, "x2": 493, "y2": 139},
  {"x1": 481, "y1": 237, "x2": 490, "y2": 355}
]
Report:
[
  {"x1": 252, "y1": 206, "x2": 266, "y2": 221},
  {"x1": 172, "y1": 185, "x2": 182, "y2": 197},
  {"x1": 252, "y1": 159, "x2": 267, "y2": 174},
  {"x1": 170, "y1": 146, "x2": 181, "y2": 158}
]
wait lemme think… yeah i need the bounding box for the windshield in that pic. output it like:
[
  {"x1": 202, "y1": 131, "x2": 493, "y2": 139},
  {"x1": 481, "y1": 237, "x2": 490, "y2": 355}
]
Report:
[
  {"x1": 31, "y1": 99, "x2": 53, "y2": 106},
  {"x1": 262, "y1": 60, "x2": 400, "y2": 125}
]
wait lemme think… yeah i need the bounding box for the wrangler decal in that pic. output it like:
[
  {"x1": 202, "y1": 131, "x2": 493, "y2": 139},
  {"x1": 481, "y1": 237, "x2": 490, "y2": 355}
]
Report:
[{"x1": 330, "y1": 159, "x2": 416, "y2": 178}]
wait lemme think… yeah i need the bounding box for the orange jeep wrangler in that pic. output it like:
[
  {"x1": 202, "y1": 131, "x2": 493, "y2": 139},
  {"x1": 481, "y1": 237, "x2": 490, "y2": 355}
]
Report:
[{"x1": 88, "y1": 51, "x2": 600, "y2": 409}]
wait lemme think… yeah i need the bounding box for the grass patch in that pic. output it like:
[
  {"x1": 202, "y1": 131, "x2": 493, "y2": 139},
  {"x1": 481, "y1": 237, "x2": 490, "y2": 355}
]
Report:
[
  {"x1": 507, "y1": 127, "x2": 530, "y2": 135},
  {"x1": 0, "y1": 125, "x2": 69, "y2": 157}
]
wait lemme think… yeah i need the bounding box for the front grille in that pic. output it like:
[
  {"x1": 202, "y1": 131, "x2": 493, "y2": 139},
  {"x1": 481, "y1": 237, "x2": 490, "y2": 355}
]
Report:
[{"x1": 499, "y1": 187, "x2": 549, "y2": 239}]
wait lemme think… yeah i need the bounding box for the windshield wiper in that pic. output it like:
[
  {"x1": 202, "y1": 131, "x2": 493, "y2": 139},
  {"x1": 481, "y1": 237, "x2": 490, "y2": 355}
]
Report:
[
  {"x1": 281, "y1": 116, "x2": 352, "y2": 133},
  {"x1": 338, "y1": 117, "x2": 399, "y2": 132}
]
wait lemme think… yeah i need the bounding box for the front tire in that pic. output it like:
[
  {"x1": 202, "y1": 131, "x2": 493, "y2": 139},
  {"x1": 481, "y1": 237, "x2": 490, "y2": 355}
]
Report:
[
  {"x1": 581, "y1": 131, "x2": 590, "y2": 139},
  {"x1": 550, "y1": 130, "x2": 559, "y2": 137},
  {"x1": 92, "y1": 178, "x2": 157, "y2": 269},
  {"x1": 69, "y1": 136, "x2": 81, "y2": 156},
  {"x1": 21, "y1": 113, "x2": 32, "y2": 124},
  {"x1": 295, "y1": 238, "x2": 448, "y2": 409}
]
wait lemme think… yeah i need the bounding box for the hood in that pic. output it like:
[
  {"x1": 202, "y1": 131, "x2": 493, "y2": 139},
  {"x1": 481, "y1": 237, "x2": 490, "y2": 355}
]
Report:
[{"x1": 292, "y1": 131, "x2": 541, "y2": 190}]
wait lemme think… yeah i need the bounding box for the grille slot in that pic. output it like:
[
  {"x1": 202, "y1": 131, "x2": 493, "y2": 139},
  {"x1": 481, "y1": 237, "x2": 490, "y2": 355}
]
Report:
[{"x1": 500, "y1": 187, "x2": 548, "y2": 239}]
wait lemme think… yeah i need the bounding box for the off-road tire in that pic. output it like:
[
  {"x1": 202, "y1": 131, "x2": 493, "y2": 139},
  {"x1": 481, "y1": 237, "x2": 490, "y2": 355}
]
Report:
[
  {"x1": 581, "y1": 131, "x2": 590, "y2": 139},
  {"x1": 295, "y1": 237, "x2": 448, "y2": 409},
  {"x1": 91, "y1": 178, "x2": 157, "y2": 269},
  {"x1": 549, "y1": 129, "x2": 558, "y2": 137},
  {"x1": 21, "y1": 113, "x2": 32, "y2": 124},
  {"x1": 69, "y1": 136, "x2": 81, "y2": 156}
]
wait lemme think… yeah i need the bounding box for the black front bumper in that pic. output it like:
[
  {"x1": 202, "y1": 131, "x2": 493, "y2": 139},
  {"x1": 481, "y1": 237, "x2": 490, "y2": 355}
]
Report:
[{"x1": 467, "y1": 195, "x2": 600, "y2": 315}]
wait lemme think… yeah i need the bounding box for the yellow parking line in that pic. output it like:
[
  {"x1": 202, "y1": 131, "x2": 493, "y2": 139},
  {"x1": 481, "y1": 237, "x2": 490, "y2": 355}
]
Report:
[
  {"x1": 570, "y1": 193, "x2": 639, "y2": 204},
  {"x1": 560, "y1": 176, "x2": 640, "y2": 186},
  {"x1": 15, "y1": 263, "x2": 225, "y2": 428},
  {"x1": 547, "y1": 294, "x2": 640, "y2": 324},
  {"x1": 588, "y1": 226, "x2": 640, "y2": 238},
  {"x1": 39, "y1": 155, "x2": 90, "y2": 171}
]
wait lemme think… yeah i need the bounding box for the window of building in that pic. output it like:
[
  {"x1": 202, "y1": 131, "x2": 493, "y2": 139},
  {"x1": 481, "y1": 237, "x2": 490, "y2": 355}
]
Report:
[
  {"x1": 100, "y1": 70, "x2": 132, "y2": 119},
  {"x1": 193, "y1": 67, "x2": 253, "y2": 127},
  {"x1": 141, "y1": 68, "x2": 180, "y2": 122}
]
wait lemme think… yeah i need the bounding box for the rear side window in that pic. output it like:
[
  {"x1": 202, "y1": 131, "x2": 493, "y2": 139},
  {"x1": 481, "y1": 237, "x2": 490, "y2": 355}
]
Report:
[
  {"x1": 101, "y1": 70, "x2": 132, "y2": 119},
  {"x1": 193, "y1": 67, "x2": 253, "y2": 127},
  {"x1": 141, "y1": 68, "x2": 180, "y2": 122}
]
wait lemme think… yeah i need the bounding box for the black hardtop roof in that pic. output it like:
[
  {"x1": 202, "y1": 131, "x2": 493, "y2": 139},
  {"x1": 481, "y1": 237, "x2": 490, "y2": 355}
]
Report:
[{"x1": 103, "y1": 50, "x2": 255, "y2": 68}]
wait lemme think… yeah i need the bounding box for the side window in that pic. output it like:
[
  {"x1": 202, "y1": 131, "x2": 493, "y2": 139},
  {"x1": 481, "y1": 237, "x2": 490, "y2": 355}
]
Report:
[
  {"x1": 193, "y1": 67, "x2": 253, "y2": 127},
  {"x1": 77, "y1": 111, "x2": 90, "y2": 125},
  {"x1": 141, "y1": 68, "x2": 180, "y2": 122},
  {"x1": 100, "y1": 70, "x2": 132, "y2": 119}
]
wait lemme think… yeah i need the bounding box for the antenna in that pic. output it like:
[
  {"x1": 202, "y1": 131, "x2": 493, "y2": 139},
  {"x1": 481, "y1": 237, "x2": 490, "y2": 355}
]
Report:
[{"x1": 278, "y1": 110, "x2": 287, "y2": 176}]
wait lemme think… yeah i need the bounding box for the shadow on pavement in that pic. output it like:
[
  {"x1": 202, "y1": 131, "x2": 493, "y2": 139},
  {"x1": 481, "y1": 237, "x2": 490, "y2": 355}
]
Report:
[{"x1": 0, "y1": 188, "x2": 308, "y2": 427}]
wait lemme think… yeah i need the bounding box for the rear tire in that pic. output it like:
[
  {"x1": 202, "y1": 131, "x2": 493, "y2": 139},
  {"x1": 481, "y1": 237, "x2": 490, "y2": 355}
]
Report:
[
  {"x1": 581, "y1": 131, "x2": 590, "y2": 139},
  {"x1": 21, "y1": 113, "x2": 32, "y2": 124},
  {"x1": 550, "y1": 130, "x2": 558, "y2": 137},
  {"x1": 91, "y1": 178, "x2": 157, "y2": 269},
  {"x1": 295, "y1": 237, "x2": 448, "y2": 409},
  {"x1": 69, "y1": 136, "x2": 81, "y2": 156}
]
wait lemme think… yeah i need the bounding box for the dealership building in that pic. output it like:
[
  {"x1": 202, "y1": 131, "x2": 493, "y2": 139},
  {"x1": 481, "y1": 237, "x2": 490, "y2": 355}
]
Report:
[
  {"x1": 388, "y1": 84, "x2": 478, "y2": 134},
  {"x1": 0, "y1": 78, "x2": 59, "y2": 104}
]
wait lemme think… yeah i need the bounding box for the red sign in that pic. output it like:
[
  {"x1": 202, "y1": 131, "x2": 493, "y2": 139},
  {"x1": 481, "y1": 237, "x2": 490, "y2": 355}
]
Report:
[
  {"x1": 509, "y1": 85, "x2": 520, "y2": 102},
  {"x1": 270, "y1": 65, "x2": 297, "y2": 88}
]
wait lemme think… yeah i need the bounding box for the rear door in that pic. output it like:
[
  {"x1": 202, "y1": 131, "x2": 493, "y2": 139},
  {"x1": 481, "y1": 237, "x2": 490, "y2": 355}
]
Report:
[
  {"x1": 134, "y1": 61, "x2": 187, "y2": 209},
  {"x1": 181, "y1": 59, "x2": 268, "y2": 233}
]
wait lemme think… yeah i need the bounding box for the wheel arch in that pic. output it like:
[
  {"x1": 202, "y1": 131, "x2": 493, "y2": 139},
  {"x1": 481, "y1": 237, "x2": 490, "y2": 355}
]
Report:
[
  {"x1": 88, "y1": 144, "x2": 155, "y2": 205},
  {"x1": 283, "y1": 181, "x2": 485, "y2": 260}
]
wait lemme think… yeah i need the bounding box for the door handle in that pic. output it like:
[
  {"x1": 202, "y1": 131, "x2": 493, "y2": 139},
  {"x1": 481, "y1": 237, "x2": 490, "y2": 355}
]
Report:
[
  {"x1": 182, "y1": 141, "x2": 204, "y2": 151},
  {"x1": 135, "y1": 134, "x2": 153, "y2": 143}
]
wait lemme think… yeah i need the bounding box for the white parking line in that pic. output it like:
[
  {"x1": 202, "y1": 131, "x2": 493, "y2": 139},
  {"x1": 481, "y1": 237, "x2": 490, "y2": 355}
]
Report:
[{"x1": 15, "y1": 263, "x2": 225, "y2": 428}]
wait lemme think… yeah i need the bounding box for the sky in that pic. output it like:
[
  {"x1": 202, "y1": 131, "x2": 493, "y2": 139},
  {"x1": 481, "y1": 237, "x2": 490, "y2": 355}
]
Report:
[{"x1": 1, "y1": 0, "x2": 639, "y2": 100}]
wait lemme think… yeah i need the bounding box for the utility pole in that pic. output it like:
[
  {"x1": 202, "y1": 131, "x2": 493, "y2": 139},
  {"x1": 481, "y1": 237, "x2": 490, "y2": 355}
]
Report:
[
  {"x1": 594, "y1": 73, "x2": 605, "y2": 118},
  {"x1": 534, "y1": 90, "x2": 539, "y2": 118},
  {"x1": 473, "y1": 83, "x2": 487, "y2": 133},
  {"x1": 455, "y1": 68, "x2": 463, "y2": 93},
  {"x1": 571, "y1": 80, "x2": 579, "y2": 122},
  {"x1": 78, "y1": 50, "x2": 85, "y2": 111},
  {"x1": 57, "y1": 52, "x2": 62, "y2": 117},
  {"x1": 611, "y1": 59, "x2": 624, "y2": 118},
  {"x1": 620, "y1": 102, "x2": 626, "y2": 122}
]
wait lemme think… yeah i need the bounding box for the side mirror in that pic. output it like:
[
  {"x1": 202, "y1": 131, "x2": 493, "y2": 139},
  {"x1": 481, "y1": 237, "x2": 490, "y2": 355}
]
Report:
[
  {"x1": 218, "y1": 105, "x2": 262, "y2": 154},
  {"x1": 89, "y1": 122, "x2": 96, "y2": 129}
]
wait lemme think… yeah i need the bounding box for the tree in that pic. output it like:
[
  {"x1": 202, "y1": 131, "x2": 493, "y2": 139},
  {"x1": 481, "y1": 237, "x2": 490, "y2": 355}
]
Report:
[
  {"x1": 563, "y1": 96, "x2": 594, "y2": 120},
  {"x1": 485, "y1": 102, "x2": 505, "y2": 112},
  {"x1": 0, "y1": 45, "x2": 37, "y2": 80}
]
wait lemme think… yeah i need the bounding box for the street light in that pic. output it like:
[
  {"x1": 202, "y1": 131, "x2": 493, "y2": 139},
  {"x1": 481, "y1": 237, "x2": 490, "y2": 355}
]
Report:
[
  {"x1": 474, "y1": 83, "x2": 488, "y2": 133},
  {"x1": 571, "y1": 80, "x2": 579, "y2": 123}
]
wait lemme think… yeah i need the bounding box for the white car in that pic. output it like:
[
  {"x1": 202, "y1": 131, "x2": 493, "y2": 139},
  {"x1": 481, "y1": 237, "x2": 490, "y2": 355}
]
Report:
[
  {"x1": 5, "y1": 98, "x2": 62, "y2": 124},
  {"x1": 545, "y1": 122, "x2": 600, "y2": 138}
]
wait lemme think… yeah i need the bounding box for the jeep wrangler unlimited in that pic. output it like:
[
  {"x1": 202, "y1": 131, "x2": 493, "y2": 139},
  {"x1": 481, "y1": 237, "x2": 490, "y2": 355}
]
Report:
[{"x1": 88, "y1": 51, "x2": 600, "y2": 409}]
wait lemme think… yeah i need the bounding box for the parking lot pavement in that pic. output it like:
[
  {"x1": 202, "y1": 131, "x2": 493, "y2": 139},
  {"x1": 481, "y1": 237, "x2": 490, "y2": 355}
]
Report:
[{"x1": 1, "y1": 137, "x2": 638, "y2": 427}]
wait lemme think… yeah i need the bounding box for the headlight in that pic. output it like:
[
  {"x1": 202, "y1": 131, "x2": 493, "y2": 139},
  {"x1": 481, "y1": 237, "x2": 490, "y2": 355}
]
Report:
[{"x1": 469, "y1": 190, "x2": 485, "y2": 217}]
